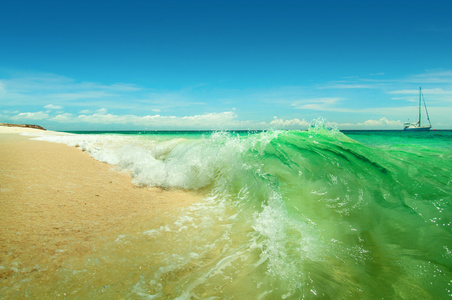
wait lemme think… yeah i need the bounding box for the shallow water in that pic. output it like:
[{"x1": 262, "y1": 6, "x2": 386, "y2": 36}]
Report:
[{"x1": 3, "y1": 125, "x2": 452, "y2": 299}]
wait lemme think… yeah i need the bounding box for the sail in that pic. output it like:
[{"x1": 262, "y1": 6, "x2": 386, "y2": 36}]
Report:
[{"x1": 403, "y1": 87, "x2": 431, "y2": 131}]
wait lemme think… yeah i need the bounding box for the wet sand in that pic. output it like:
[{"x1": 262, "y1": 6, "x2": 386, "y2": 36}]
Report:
[{"x1": 0, "y1": 126, "x2": 201, "y2": 296}]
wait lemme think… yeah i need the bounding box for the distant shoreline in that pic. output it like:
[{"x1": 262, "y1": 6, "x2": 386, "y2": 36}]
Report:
[{"x1": 0, "y1": 122, "x2": 46, "y2": 131}]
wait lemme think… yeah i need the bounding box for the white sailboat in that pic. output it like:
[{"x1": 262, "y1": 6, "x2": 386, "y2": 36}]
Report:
[{"x1": 403, "y1": 87, "x2": 432, "y2": 131}]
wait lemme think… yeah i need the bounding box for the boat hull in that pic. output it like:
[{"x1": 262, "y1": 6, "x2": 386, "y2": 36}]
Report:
[{"x1": 403, "y1": 127, "x2": 431, "y2": 131}]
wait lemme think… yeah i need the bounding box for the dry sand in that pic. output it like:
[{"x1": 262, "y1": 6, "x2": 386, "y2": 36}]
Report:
[{"x1": 0, "y1": 126, "x2": 201, "y2": 292}]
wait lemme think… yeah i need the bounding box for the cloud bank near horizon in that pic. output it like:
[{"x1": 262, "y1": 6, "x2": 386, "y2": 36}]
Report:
[
  {"x1": 1, "y1": 69, "x2": 452, "y2": 130},
  {"x1": 1, "y1": 106, "x2": 405, "y2": 131}
]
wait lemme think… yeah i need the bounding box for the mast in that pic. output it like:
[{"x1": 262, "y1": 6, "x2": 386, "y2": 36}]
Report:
[
  {"x1": 418, "y1": 87, "x2": 422, "y2": 127},
  {"x1": 422, "y1": 88, "x2": 432, "y2": 128}
]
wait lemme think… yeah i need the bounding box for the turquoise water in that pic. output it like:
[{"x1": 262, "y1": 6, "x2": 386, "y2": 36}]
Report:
[{"x1": 11, "y1": 126, "x2": 452, "y2": 298}]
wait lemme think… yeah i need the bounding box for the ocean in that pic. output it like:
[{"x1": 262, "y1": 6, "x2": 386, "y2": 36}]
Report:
[{"x1": 9, "y1": 122, "x2": 452, "y2": 298}]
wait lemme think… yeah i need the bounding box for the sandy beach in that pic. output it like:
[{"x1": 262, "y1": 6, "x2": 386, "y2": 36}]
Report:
[{"x1": 0, "y1": 126, "x2": 201, "y2": 297}]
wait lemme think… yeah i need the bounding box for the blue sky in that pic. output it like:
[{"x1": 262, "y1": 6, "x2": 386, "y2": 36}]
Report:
[{"x1": 1, "y1": 0, "x2": 451, "y2": 130}]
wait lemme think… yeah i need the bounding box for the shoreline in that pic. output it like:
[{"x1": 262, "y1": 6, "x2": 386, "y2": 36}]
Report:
[{"x1": 0, "y1": 126, "x2": 201, "y2": 296}]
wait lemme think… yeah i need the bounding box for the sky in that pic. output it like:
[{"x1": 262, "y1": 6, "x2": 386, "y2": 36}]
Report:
[{"x1": 1, "y1": 0, "x2": 451, "y2": 130}]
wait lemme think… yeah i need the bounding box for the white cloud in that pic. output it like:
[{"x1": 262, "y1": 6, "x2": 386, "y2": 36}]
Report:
[
  {"x1": 47, "y1": 91, "x2": 113, "y2": 101},
  {"x1": 86, "y1": 82, "x2": 142, "y2": 92},
  {"x1": 48, "y1": 110, "x2": 312, "y2": 130},
  {"x1": 97, "y1": 108, "x2": 108, "y2": 114},
  {"x1": 52, "y1": 113, "x2": 74, "y2": 122},
  {"x1": 57, "y1": 111, "x2": 241, "y2": 129},
  {"x1": 389, "y1": 88, "x2": 452, "y2": 95},
  {"x1": 292, "y1": 97, "x2": 354, "y2": 112},
  {"x1": 323, "y1": 83, "x2": 379, "y2": 89},
  {"x1": 269, "y1": 117, "x2": 310, "y2": 128},
  {"x1": 338, "y1": 118, "x2": 403, "y2": 129},
  {"x1": 389, "y1": 88, "x2": 452, "y2": 105},
  {"x1": 0, "y1": 72, "x2": 142, "y2": 109},
  {"x1": 34, "y1": 110, "x2": 282, "y2": 130},
  {"x1": 1, "y1": 109, "x2": 19, "y2": 114},
  {"x1": 358, "y1": 117, "x2": 403, "y2": 127},
  {"x1": 3, "y1": 72, "x2": 142, "y2": 93},
  {"x1": 407, "y1": 70, "x2": 452, "y2": 83},
  {"x1": 4, "y1": 72, "x2": 74, "y2": 92},
  {"x1": 140, "y1": 92, "x2": 206, "y2": 108},
  {"x1": 44, "y1": 104, "x2": 63, "y2": 110},
  {"x1": 293, "y1": 97, "x2": 342, "y2": 105},
  {"x1": 11, "y1": 111, "x2": 49, "y2": 120}
]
